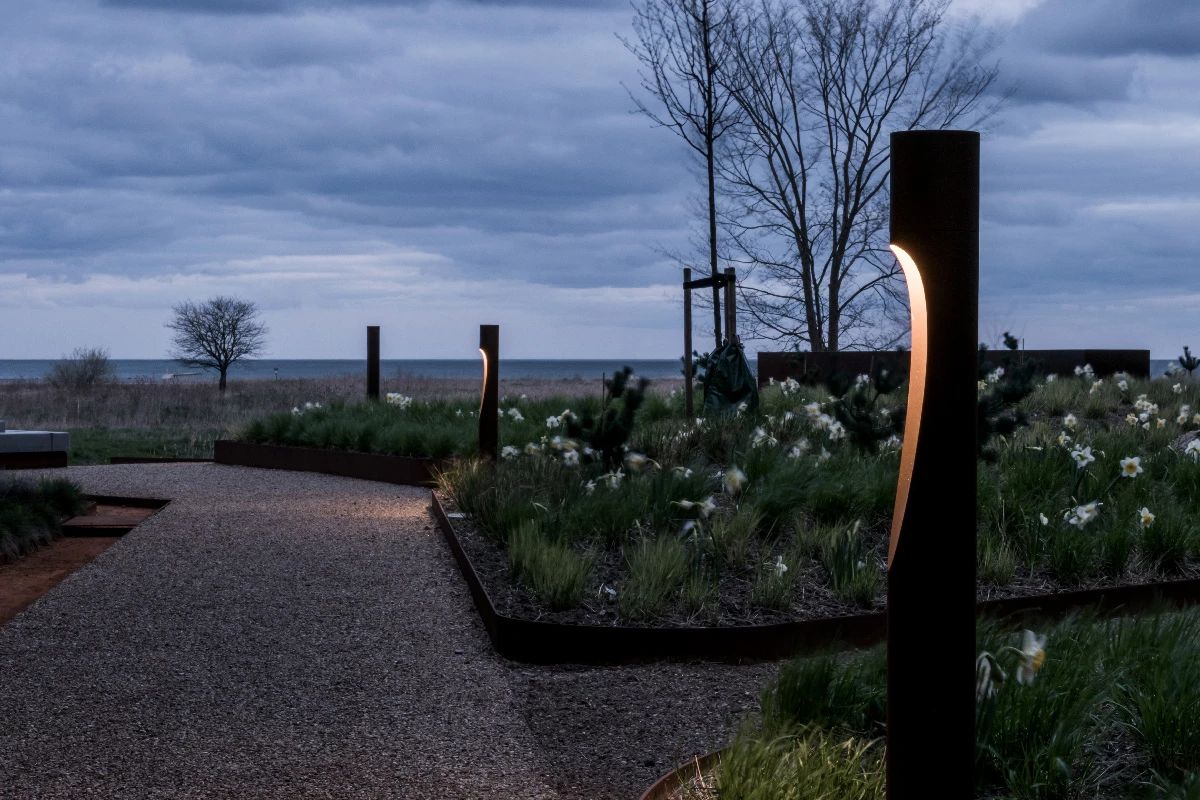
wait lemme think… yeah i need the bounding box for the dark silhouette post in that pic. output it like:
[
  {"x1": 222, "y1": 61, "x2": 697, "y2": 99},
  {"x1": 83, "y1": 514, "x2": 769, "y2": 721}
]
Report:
[
  {"x1": 683, "y1": 268, "x2": 694, "y2": 417},
  {"x1": 886, "y1": 130, "x2": 978, "y2": 799},
  {"x1": 478, "y1": 325, "x2": 499, "y2": 460},
  {"x1": 367, "y1": 326, "x2": 380, "y2": 401}
]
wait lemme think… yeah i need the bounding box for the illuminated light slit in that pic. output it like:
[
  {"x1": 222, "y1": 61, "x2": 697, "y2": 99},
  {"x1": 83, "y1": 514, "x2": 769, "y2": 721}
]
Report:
[
  {"x1": 889, "y1": 244, "x2": 928, "y2": 567},
  {"x1": 479, "y1": 348, "x2": 489, "y2": 414}
]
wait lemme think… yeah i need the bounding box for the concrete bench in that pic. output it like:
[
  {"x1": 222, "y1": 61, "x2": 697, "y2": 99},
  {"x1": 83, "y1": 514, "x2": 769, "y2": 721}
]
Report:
[{"x1": 0, "y1": 423, "x2": 70, "y2": 468}]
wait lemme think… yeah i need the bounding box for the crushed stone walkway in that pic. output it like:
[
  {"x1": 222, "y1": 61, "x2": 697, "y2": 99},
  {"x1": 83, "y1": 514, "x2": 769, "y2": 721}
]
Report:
[{"x1": 0, "y1": 464, "x2": 560, "y2": 800}]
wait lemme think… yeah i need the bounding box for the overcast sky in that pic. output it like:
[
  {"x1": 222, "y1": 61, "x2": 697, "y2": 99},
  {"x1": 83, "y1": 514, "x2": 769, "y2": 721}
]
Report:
[{"x1": 1, "y1": 0, "x2": 1197, "y2": 359}]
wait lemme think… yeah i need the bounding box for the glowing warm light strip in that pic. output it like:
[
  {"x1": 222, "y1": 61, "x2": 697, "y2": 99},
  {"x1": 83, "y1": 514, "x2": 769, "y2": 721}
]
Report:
[
  {"x1": 889, "y1": 244, "x2": 928, "y2": 566},
  {"x1": 479, "y1": 348, "x2": 489, "y2": 414}
]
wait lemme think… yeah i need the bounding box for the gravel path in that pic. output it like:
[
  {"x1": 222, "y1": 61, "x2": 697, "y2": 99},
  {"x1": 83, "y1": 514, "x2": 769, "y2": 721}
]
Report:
[{"x1": 0, "y1": 464, "x2": 773, "y2": 800}]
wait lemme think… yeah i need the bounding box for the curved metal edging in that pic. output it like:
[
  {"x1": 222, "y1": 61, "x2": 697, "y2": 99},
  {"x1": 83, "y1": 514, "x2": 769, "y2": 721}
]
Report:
[
  {"x1": 432, "y1": 492, "x2": 1200, "y2": 665},
  {"x1": 638, "y1": 751, "x2": 723, "y2": 800},
  {"x1": 214, "y1": 440, "x2": 446, "y2": 487}
]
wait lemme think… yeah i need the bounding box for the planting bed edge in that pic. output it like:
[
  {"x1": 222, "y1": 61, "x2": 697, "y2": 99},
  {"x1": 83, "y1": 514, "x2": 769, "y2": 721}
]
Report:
[
  {"x1": 215, "y1": 440, "x2": 446, "y2": 487},
  {"x1": 432, "y1": 493, "x2": 1200, "y2": 664}
]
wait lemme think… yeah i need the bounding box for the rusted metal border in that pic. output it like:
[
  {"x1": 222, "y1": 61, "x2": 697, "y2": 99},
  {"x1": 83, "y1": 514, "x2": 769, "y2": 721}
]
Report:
[
  {"x1": 109, "y1": 457, "x2": 214, "y2": 464},
  {"x1": 214, "y1": 440, "x2": 445, "y2": 487},
  {"x1": 432, "y1": 492, "x2": 1200, "y2": 665},
  {"x1": 62, "y1": 495, "x2": 171, "y2": 537},
  {"x1": 639, "y1": 751, "x2": 724, "y2": 800}
]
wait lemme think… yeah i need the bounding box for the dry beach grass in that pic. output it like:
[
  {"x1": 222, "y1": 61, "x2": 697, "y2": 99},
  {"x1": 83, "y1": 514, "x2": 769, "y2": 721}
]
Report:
[{"x1": 0, "y1": 374, "x2": 683, "y2": 463}]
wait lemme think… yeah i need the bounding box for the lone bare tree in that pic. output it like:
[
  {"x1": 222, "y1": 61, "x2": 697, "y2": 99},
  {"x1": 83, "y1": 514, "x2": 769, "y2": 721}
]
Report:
[
  {"x1": 167, "y1": 296, "x2": 267, "y2": 393},
  {"x1": 719, "y1": 0, "x2": 1002, "y2": 351},
  {"x1": 623, "y1": 0, "x2": 742, "y2": 350}
]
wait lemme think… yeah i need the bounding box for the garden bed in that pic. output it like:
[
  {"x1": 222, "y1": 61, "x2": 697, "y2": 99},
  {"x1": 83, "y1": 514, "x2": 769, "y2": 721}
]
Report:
[
  {"x1": 0, "y1": 490, "x2": 169, "y2": 625},
  {"x1": 434, "y1": 491, "x2": 1200, "y2": 663},
  {"x1": 215, "y1": 440, "x2": 446, "y2": 486}
]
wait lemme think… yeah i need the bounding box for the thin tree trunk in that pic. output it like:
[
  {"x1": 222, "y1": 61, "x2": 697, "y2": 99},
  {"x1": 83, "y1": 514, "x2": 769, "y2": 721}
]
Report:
[{"x1": 219, "y1": 369, "x2": 227, "y2": 393}]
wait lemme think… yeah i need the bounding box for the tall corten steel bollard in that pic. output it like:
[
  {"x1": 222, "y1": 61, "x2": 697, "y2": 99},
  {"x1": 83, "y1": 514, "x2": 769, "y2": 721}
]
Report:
[
  {"x1": 478, "y1": 324, "x2": 499, "y2": 460},
  {"x1": 886, "y1": 130, "x2": 978, "y2": 799},
  {"x1": 367, "y1": 325, "x2": 380, "y2": 401}
]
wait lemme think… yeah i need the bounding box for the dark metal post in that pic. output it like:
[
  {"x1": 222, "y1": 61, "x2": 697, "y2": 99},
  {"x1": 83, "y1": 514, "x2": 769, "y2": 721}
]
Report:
[
  {"x1": 367, "y1": 325, "x2": 380, "y2": 401},
  {"x1": 886, "y1": 130, "x2": 979, "y2": 799},
  {"x1": 478, "y1": 324, "x2": 499, "y2": 460},
  {"x1": 683, "y1": 268, "x2": 694, "y2": 418},
  {"x1": 723, "y1": 267, "x2": 737, "y2": 343}
]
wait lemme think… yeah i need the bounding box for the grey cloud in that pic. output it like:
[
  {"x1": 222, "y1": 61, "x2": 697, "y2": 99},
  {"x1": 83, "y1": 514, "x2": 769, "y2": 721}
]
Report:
[{"x1": 1015, "y1": 0, "x2": 1200, "y2": 57}]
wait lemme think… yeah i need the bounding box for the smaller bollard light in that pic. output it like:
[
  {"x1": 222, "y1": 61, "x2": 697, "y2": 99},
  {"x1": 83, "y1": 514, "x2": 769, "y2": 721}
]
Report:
[
  {"x1": 478, "y1": 324, "x2": 500, "y2": 460},
  {"x1": 367, "y1": 326, "x2": 380, "y2": 401}
]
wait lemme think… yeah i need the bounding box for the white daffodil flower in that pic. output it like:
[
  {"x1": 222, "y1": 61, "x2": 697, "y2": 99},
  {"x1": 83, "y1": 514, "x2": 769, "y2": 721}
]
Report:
[
  {"x1": 1193, "y1": 413, "x2": 1200, "y2": 426},
  {"x1": 1063, "y1": 413, "x2": 1078, "y2": 430},
  {"x1": 1089, "y1": 379, "x2": 1104, "y2": 395},
  {"x1": 1057, "y1": 431, "x2": 1072, "y2": 447},
  {"x1": 1039, "y1": 513, "x2": 1049, "y2": 526},
  {"x1": 545, "y1": 416, "x2": 562, "y2": 429},
  {"x1": 723, "y1": 466, "x2": 748, "y2": 495},
  {"x1": 987, "y1": 367, "x2": 1004, "y2": 384},
  {"x1": 1126, "y1": 413, "x2": 1139, "y2": 427},
  {"x1": 1185, "y1": 439, "x2": 1200, "y2": 461},
  {"x1": 562, "y1": 450, "x2": 580, "y2": 466},
  {"x1": 1046, "y1": 374, "x2": 1058, "y2": 383},
  {"x1": 583, "y1": 480, "x2": 596, "y2": 495},
  {"x1": 291, "y1": 407, "x2": 301, "y2": 416},
  {"x1": 506, "y1": 408, "x2": 525, "y2": 423},
  {"x1": 500, "y1": 445, "x2": 520, "y2": 460},
  {"x1": 1064, "y1": 501, "x2": 1101, "y2": 527},
  {"x1": 1139, "y1": 507, "x2": 1156, "y2": 528},
  {"x1": 603, "y1": 470, "x2": 624, "y2": 490},
  {"x1": 1174, "y1": 383, "x2": 1185, "y2": 395},
  {"x1": 1074, "y1": 364, "x2": 1095, "y2": 378},
  {"x1": 1017, "y1": 630, "x2": 1047, "y2": 685},
  {"x1": 827, "y1": 421, "x2": 846, "y2": 441},
  {"x1": 1070, "y1": 445, "x2": 1096, "y2": 469},
  {"x1": 699, "y1": 496, "x2": 717, "y2": 518},
  {"x1": 671, "y1": 465, "x2": 694, "y2": 479},
  {"x1": 772, "y1": 555, "x2": 788, "y2": 577},
  {"x1": 1119, "y1": 456, "x2": 1143, "y2": 478}
]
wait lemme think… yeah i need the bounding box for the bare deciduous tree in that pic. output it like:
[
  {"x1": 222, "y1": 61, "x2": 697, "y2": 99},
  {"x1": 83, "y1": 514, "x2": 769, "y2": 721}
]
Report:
[
  {"x1": 622, "y1": 0, "x2": 742, "y2": 350},
  {"x1": 167, "y1": 296, "x2": 267, "y2": 392},
  {"x1": 719, "y1": 0, "x2": 1002, "y2": 351}
]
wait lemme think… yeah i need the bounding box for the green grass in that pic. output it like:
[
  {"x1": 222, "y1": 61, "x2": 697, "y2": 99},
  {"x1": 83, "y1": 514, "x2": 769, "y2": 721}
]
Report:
[
  {"x1": 506, "y1": 520, "x2": 593, "y2": 610},
  {"x1": 720, "y1": 610, "x2": 1200, "y2": 800},
  {"x1": 67, "y1": 426, "x2": 222, "y2": 464}
]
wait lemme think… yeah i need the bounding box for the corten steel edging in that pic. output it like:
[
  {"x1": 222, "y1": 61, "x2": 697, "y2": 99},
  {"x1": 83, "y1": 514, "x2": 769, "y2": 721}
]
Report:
[
  {"x1": 434, "y1": 491, "x2": 1200, "y2": 666},
  {"x1": 64, "y1": 495, "x2": 172, "y2": 536},
  {"x1": 435, "y1": 492, "x2": 1200, "y2": 663},
  {"x1": 109, "y1": 457, "x2": 214, "y2": 464},
  {"x1": 83, "y1": 494, "x2": 171, "y2": 509},
  {"x1": 214, "y1": 440, "x2": 446, "y2": 487},
  {"x1": 0, "y1": 452, "x2": 69, "y2": 470},
  {"x1": 638, "y1": 751, "x2": 724, "y2": 800}
]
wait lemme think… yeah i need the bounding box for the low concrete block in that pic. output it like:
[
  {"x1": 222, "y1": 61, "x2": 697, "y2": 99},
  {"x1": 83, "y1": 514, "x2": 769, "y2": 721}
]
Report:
[{"x1": 0, "y1": 431, "x2": 70, "y2": 454}]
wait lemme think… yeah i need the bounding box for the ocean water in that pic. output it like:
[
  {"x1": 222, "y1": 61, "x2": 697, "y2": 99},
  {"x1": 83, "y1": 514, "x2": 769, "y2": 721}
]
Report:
[
  {"x1": 0, "y1": 358, "x2": 1179, "y2": 383},
  {"x1": 0, "y1": 358, "x2": 688, "y2": 382}
]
